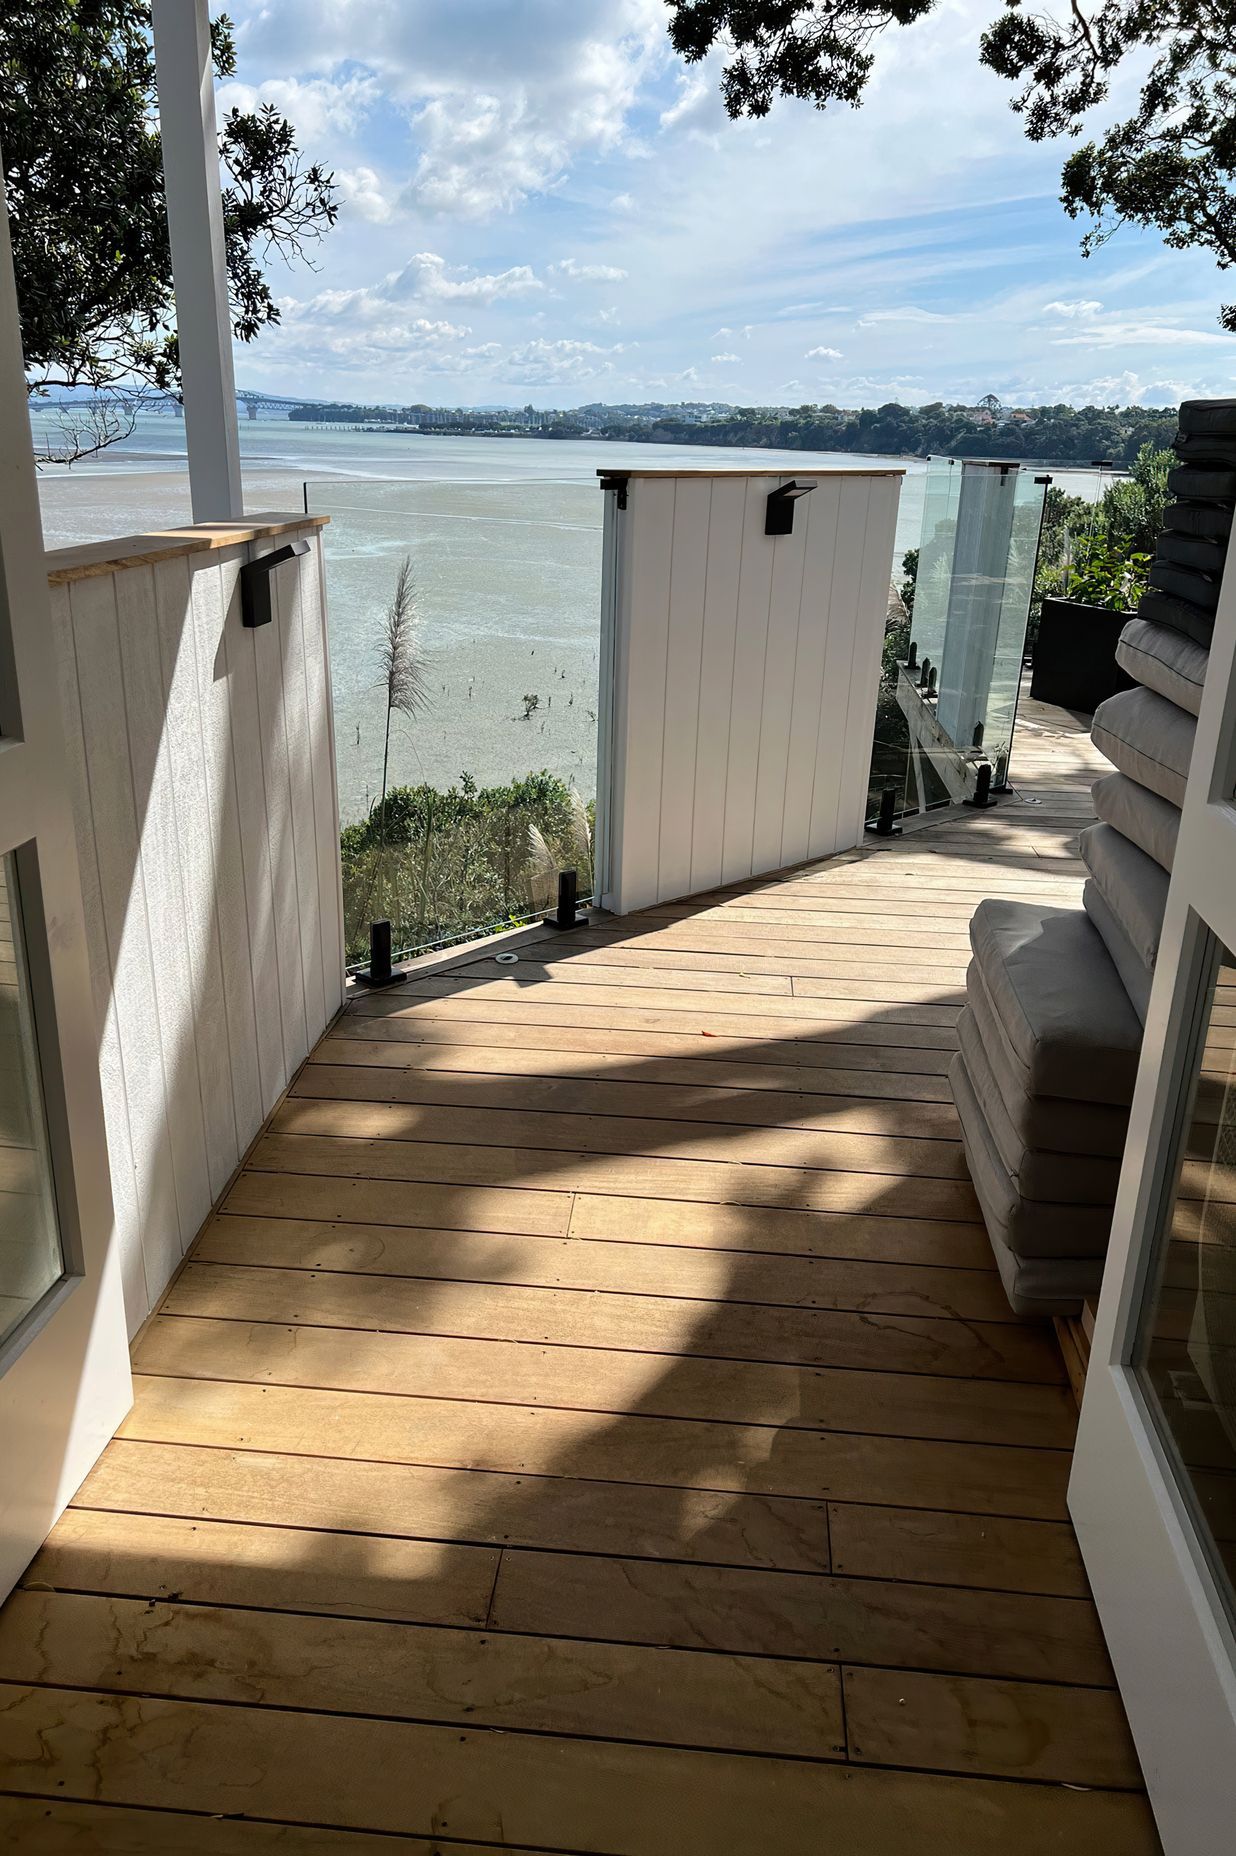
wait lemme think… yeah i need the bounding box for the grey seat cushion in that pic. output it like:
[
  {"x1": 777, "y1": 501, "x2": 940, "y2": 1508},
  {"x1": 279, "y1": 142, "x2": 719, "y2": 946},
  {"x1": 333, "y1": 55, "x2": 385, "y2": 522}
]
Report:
[
  {"x1": 1092, "y1": 771, "x2": 1180, "y2": 872},
  {"x1": 968, "y1": 899, "x2": 1143, "y2": 1106},
  {"x1": 950, "y1": 1052, "x2": 1115, "y2": 1261},
  {"x1": 1084, "y1": 879, "x2": 1153, "y2": 1023},
  {"x1": 965, "y1": 965, "x2": 1130, "y2": 1157},
  {"x1": 1092, "y1": 685, "x2": 1196, "y2": 806},
  {"x1": 1138, "y1": 588, "x2": 1215, "y2": 648},
  {"x1": 985, "y1": 1216, "x2": 1105, "y2": 1319},
  {"x1": 1116, "y1": 617, "x2": 1207, "y2": 718},
  {"x1": 1080, "y1": 822, "x2": 1170, "y2": 969},
  {"x1": 957, "y1": 1009, "x2": 1124, "y2": 1204}
]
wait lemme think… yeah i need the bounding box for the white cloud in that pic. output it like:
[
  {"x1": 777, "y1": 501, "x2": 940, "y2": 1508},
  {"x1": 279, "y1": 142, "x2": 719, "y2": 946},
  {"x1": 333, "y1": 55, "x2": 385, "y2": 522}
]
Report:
[
  {"x1": 611, "y1": 192, "x2": 636, "y2": 211},
  {"x1": 335, "y1": 167, "x2": 396, "y2": 225},
  {"x1": 551, "y1": 258, "x2": 629, "y2": 282},
  {"x1": 216, "y1": 72, "x2": 377, "y2": 140},
  {"x1": 383, "y1": 252, "x2": 543, "y2": 305},
  {"x1": 858, "y1": 307, "x2": 954, "y2": 327},
  {"x1": 806, "y1": 345, "x2": 843, "y2": 359},
  {"x1": 1050, "y1": 318, "x2": 1233, "y2": 349},
  {"x1": 503, "y1": 337, "x2": 629, "y2": 384},
  {"x1": 1043, "y1": 299, "x2": 1103, "y2": 320},
  {"x1": 238, "y1": 1, "x2": 667, "y2": 219},
  {"x1": 711, "y1": 352, "x2": 739, "y2": 363},
  {"x1": 713, "y1": 324, "x2": 754, "y2": 340}
]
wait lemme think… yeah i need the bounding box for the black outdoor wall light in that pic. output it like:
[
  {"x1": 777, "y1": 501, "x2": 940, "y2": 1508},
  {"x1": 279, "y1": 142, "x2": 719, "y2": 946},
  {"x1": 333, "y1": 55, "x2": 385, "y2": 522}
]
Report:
[
  {"x1": 241, "y1": 538, "x2": 311, "y2": 628},
  {"x1": 765, "y1": 480, "x2": 816, "y2": 536}
]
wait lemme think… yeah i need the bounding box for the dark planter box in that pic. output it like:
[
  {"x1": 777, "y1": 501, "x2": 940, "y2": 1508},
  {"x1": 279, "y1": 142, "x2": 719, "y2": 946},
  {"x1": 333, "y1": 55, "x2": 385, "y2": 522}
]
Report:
[{"x1": 1029, "y1": 596, "x2": 1137, "y2": 716}]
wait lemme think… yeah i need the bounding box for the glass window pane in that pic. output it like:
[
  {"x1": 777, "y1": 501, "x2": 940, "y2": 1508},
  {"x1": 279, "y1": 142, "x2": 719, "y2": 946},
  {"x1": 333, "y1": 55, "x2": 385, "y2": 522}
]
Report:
[
  {"x1": 1137, "y1": 937, "x2": 1236, "y2": 1626},
  {"x1": 0, "y1": 851, "x2": 65, "y2": 1348}
]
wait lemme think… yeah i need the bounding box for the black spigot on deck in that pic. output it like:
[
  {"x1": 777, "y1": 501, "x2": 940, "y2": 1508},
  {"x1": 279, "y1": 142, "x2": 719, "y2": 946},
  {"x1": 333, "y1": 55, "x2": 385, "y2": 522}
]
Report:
[
  {"x1": 926, "y1": 667, "x2": 938, "y2": 698},
  {"x1": 972, "y1": 722, "x2": 984, "y2": 748},
  {"x1": 906, "y1": 640, "x2": 918, "y2": 671},
  {"x1": 546, "y1": 868, "x2": 588, "y2": 931},
  {"x1": 865, "y1": 783, "x2": 902, "y2": 839},
  {"x1": 919, "y1": 656, "x2": 931, "y2": 690},
  {"x1": 965, "y1": 762, "x2": 996, "y2": 810},
  {"x1": 353, "y1": 919, "x2": 406, "y2": 988}
]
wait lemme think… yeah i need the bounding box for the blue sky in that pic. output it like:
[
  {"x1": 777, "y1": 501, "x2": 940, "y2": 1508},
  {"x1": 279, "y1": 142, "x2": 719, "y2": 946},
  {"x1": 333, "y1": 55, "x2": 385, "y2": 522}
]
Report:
[{"x1": 220, "y1": 0, "x2": 1236, "y2": 409}]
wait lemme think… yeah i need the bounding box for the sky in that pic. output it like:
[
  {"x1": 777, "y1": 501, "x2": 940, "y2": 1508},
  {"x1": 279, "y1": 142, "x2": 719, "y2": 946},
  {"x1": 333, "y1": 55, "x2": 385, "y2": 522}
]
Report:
[{"x1": 218, "y1": 0, "x2": 1236, "y2": 410}]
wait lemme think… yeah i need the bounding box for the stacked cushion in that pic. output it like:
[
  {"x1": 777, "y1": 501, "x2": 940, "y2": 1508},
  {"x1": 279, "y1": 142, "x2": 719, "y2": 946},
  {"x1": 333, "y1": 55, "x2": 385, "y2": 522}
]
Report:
[
  {"x1": 950, "y1": 899, "x2": 1140, "y2": 1315},
  {"x1": 949, "y1": 398, "x2": 1227, "y2": 1318},
  {"x1": 1079, "y1": 396, "x2": 1229, "y2": 1021}
]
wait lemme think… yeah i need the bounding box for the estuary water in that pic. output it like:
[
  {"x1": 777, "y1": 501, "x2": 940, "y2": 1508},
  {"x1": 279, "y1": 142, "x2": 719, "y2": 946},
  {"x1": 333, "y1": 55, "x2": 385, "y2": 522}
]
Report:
[{"x1": 33, "y1": 411, "x2": 931, "y2": 824}]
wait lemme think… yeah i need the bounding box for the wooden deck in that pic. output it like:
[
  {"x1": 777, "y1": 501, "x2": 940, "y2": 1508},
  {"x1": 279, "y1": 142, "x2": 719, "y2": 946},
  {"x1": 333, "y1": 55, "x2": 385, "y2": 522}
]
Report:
[{"x1": 0, "y1": 697, "x2": 1162, "y2": 1853}]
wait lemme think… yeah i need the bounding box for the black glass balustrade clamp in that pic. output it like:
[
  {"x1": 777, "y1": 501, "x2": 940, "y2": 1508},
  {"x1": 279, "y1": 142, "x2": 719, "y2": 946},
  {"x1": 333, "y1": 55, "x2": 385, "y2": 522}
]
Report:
[
  {"x1": 241, "y1": 539, "x2": 311, "y2": 628},
  {"x1": 906, "y1": 640, "x2": 918, "y2": 671},
  {"x1": 545, "y1": 868, "x2": 589, "y2": 931},
  {"x1": 765, "y1": 481, "x2": 816, "y2": 536},
  {"x1": 926, "y1": 666, "x2": 938, "y2": 698},
  {"x1": 919, "y1": 656, "x2": 932, "y2": 690},
  {"x1": 353, "y1": 919, "x2": 407, "y2": 989},
  {"x1": 864, "y1": 784, "x2": 902, "y2": 838},
  {"x1": 964, "y1": 761, "x2": 997, "y2": 809}
]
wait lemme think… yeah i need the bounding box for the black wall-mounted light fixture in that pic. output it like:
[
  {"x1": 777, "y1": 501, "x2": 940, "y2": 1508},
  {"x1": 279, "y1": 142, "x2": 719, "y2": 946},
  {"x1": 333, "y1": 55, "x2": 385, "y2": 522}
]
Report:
[
  {"x1": 240, "y1": 538, "x2": 311, "y2": 628},
  {"x1": 765, "y1": 480, "x2": 816, "y2": 537}
]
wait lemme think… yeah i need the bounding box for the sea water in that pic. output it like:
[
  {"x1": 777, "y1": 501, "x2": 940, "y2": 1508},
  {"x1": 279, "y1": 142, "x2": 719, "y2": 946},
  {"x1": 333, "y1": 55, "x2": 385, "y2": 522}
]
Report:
[{"x1": 29, "y1": 411, "x2": 957, "y2": 823}]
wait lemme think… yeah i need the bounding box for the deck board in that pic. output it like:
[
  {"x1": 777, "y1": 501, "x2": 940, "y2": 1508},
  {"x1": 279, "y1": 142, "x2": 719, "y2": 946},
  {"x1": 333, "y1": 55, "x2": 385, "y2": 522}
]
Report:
[{"x1": 0, "y1": 693, "x2": 1162, "y2": 1851}]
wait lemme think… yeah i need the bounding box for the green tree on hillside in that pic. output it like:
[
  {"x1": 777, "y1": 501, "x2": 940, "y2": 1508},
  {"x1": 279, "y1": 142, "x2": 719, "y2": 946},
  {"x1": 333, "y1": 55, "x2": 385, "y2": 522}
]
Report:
[
  {"x1": 0, "y1": 3, "x2": 339, "y2": 457},
  {"x1": 667, "y1": 1, "x2": 1236, "y2": 330}
]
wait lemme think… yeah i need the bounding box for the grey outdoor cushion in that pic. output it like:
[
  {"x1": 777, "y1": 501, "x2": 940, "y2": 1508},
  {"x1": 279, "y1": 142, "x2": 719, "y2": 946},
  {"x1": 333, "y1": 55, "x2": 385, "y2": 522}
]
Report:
[
  {"x1": 968, "y1": 898, "x2": 1143, "y2": 1105},
  {"x1": 1092, "y1": 771, "x2": 1180, "y2": 872},
  {"x1": 1116, "y1": 617, "x2": 1207, "y2": 718},
  {"x1": 1137, "y1": 587, "x2": 1215, "y2": 648},
  {"x1": 950, "y1": 1052, "x2": 1115, "y2": 1260},
  {"x1": 1080, "y1": 822, "x2": 1170, "y2": 969},
  {"x1": 1084, "y1": 878, "x2": 1153, "y2": 1023},
  {"x1": 1092, "y1": 685, "x2": 1196, "y2": 807},
  {"x1": 965, "y1": 965, "x2": 1130, "y2": 1157},
  {"x1": 985, "y1": 1215, "x2": 1106, "y2": 1319},
  {"x1": 957, "y1": 1008, "x2": 1124, "y2": 1204}
]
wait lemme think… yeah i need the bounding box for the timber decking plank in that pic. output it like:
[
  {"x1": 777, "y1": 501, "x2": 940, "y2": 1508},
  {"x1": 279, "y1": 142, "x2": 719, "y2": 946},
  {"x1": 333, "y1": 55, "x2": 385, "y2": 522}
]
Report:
[
  {"x1": 0, "y1": 1800, "x2": 546, "y2": 1856},
  {"x1": 828, "y1": 1502, "x2": 1090, "y2": 1597},
  {"x1": 163, "y1": 1261, "x2": 1064, "y2": 1383},
  {"x1": 0, "y1": 1588, "x2": 846, "y2": 1761},
  {"x1": 486, "y1": 1547, "x2": 1111, "y2": 1685},
  {"x1": 133, "y1": 1313, "x2": 1077, "y2": 1448},
  {"x1": 842, "y1": 1665, "x2": 1142, "y2": 1789},
  {"x1": 28, "y1": 1507, "x2": 499, "y2": 1628},
  {"x1": 309, "y1": 1028, "x2": 957, "y2": 1097},
  {"x1": 327, "y1": 1012, "x2": 960, "y2": 1075},
  {"x1": 268, "y1": 1095, "x2": 971, "y2": 1179},
  {"x1": 244, "y1": 1133, "x2": 982, "y2": 1222},
  {"x1": 0, "y1": 1685, "x2": 1158, "y2": 1855},
  {"x1": 194, "y1": 1214, "x2": 1017, "y2": 1322},
  {"x1": 119, "y1": 1373, "x2": 1071, "y2": 1520},
  {"x1": 75, "y1": 1439, "x2": 832, "y2": 1574},
  {"x1": 292, "y1": 1059, "x2": 962, "y2": 1137}
]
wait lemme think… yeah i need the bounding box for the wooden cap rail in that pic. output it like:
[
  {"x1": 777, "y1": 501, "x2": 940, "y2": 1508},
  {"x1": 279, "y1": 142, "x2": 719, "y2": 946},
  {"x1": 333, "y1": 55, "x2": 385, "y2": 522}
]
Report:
[{"x1": 45, "y1": 512, "x2": 328, "y2": 586}]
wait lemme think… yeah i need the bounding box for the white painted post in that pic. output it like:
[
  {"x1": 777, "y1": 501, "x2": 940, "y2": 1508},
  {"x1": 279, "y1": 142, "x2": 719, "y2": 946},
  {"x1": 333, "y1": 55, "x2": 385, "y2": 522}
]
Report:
[{"x1": 152, "y1": 0, "x2": 244, "y2": 520}]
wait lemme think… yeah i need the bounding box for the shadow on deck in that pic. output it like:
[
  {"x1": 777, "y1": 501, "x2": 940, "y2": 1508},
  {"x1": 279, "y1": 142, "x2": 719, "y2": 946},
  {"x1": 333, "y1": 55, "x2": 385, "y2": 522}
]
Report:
[{"x1": 0, "y1": 696, "x2": 1162, "y2": 1853}]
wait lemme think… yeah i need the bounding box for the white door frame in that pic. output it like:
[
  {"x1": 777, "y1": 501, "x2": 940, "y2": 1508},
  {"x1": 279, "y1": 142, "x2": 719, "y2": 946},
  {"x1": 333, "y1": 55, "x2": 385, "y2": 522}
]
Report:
[
  {"x1": 0, "y1": 169, "x2": 131, "y2": 1598},
  {"x1": 1071, "y1": 536, "x2": 1236, "y2": 1850}
]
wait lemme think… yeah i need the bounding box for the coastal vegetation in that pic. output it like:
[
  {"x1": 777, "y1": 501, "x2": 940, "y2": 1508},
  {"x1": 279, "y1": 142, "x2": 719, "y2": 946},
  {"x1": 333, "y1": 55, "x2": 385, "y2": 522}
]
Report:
[{"x1": 340, "y1": 770, "x2": 593, "y2": 965}]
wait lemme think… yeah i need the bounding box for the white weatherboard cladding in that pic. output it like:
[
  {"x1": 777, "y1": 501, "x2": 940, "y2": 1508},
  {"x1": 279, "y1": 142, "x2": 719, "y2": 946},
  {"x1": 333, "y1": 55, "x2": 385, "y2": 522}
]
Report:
[
  {"x1": 49, "y1": 529, "x2": 344, "y2": 1334},
  {"x1": 601, "y1": 472, "x2": 901, "y2": 914}
]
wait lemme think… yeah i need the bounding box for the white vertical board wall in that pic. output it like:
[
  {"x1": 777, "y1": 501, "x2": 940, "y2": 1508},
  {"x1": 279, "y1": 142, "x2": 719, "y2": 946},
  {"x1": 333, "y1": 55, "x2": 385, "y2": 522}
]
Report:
[
  {"x1": 49, "y1": 526, "x2": 344, "y2": 1335},
  {"x1": 600, "y1": 471, "x2": 902, "y2": 915}
]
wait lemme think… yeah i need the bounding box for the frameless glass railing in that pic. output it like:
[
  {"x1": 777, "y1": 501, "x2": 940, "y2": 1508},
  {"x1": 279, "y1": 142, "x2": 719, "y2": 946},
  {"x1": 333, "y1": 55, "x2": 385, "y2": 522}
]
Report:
[
  {"x1": 867, "y1": 457, "x2": 1052, "y2": 824},
  {"x1": 304, "y1": 477, "x2": 603, "y2": 967}
]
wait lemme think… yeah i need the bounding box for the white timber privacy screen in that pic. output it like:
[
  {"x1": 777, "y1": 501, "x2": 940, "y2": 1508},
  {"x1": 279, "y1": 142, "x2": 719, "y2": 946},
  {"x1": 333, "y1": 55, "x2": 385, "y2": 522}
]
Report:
[
  {"x1": 596, "y1": 469, "x2": 903, "y2": 915},
  {"x1": 47, "y1": 517, "x2": 343, "y2": 1336}
]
